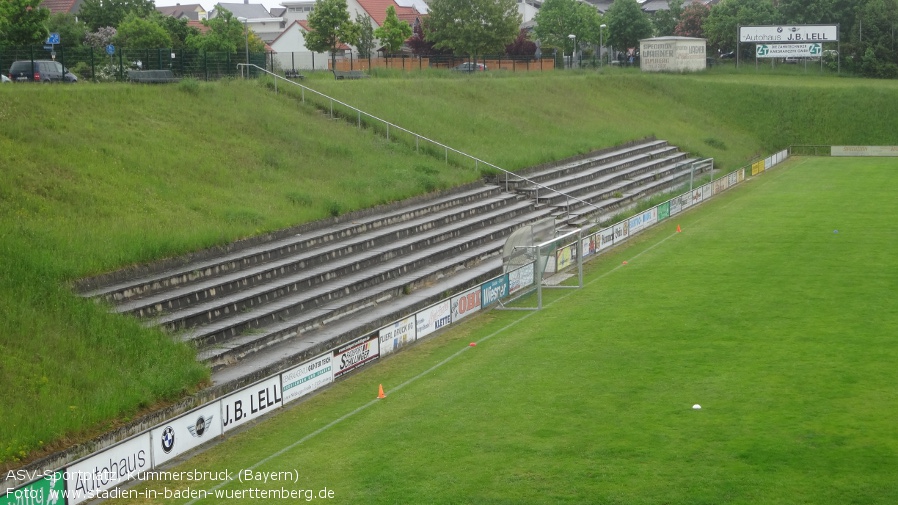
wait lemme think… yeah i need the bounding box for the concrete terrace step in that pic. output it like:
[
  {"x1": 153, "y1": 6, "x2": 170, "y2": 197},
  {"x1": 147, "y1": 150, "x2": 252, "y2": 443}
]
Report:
[
  {"x1": 78, "y1": 184, "x2": 504, "y2": 305},
  {"x1": 113, "y1": 192, "x2": 524, "y2": 319},
  {"x1": 524, "y1": 151, "x2": 686, "y2": 206},
  {"x1": 168, "y1": 206, "x2": 551, "y2": 352},
  {"x1": 505, "y1": 139, "x2": 669, "y2": 189},
  {"x1": 197, "y1": 237, "x2": 515, "y2": 371}
]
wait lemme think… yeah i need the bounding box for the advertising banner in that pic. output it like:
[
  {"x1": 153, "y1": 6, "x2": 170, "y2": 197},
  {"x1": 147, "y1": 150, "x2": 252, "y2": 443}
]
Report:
[
  {"x1": 333, "y1": 334, "x2": 379, "y2": 378},
  {"x1": 598, "y1": 227, "x2": 614, "y2": 250},
  {"x1": 765, "y1": 156, "x2": 773, "y2": 170},
  {"x1": 481, "y1": 276, "x2": 508, "y2": 308},
  {"x1": 221, "y1": 376, "x2": 282, "y2": 432},
  {"x1": 451, "y1": 287, "x2": 482, "y2": 322},
  {"x1": 555, "y1": 244, "x2": 575, "y2": 271},
  {"x1": 657, "y1": 201, "x2": 670, "y2": 222},
  {"x1": 756, "y1": 43, "x2": 823, "y2": 58},
  {"x1": 612, "y1": 221, "x2": 629, "y2": 242},
  {"x1": 281, "y1": 352, "x2": 334, "y2": 403},
  {"x1": 740, "y1": 25, "x2": 838, "y2": 43},
  {"x1": 508, "y1": 263, "x2": 535, "y2": 294},
  {"x1": 66, "y1": 433, "x2": 152, "y2": 504},
  {"x1": 702, "y1": 183, "x2": 712, "y2": 200},
  {"x1": 691, "y1": 188, "x2": 703, "y2": 205},
  {"x1": 2, "y1": 472, "x2": 64, "y2": 505},
  {"x1": 832, "y1": 146, "x2": 898, "y2": 157},
  {"x1": 729, "y1": 171, "x2": 739, "y2": 186},
  {"x1": 670, "y1": 195, "x2": 682, "y2": 215},
  {"x1": 582, "y1": 234, "x2": 597, "y2": 258},
  {"x1": 151, "y1": 402, "x2": 222, "y2": 467},
  {"x1": 415, "y1": 300, "x2": 452, "y2": 339},
  {"x1": 378, "y1": 315, "x2": 416, "y2": 357}
]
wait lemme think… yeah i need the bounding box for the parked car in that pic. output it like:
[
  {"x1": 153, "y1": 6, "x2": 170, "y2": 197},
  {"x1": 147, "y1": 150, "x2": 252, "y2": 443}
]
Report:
[
  {"x1": 8, "y1": 60, "x2": 77, "y2": 83},
  {"x1": 452, "y1": 62, "x2": 487, "y2": 72}
]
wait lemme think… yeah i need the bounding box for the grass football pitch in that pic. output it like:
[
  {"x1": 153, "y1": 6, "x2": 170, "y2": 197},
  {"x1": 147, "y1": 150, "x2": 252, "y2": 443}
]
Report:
[{"x1": 117, "y1": 156, "x2": 898, "y2": 505}]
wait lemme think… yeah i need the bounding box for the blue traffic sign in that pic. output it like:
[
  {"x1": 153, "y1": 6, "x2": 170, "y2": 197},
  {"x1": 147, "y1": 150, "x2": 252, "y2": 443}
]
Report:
[
  {"x1": 106, "y1": 44, "x2": 115, "y2": 55},
  {"x1": 47, "y1": 32, "x2": 60, "y2": 45}
]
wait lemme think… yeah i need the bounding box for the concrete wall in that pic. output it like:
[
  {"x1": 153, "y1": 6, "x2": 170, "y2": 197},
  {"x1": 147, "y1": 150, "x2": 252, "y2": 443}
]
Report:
[{"x1": 640, "y1": 37, "x2": 707, "y2": 72}]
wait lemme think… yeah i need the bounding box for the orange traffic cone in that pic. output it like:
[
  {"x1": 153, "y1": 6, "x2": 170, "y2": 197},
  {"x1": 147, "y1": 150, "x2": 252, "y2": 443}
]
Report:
[
  {"x1": 377, "y1": 384, "x2": 386, "y2": 399},
  {"x1": 676, "y1": 224, "x2": 682, "y2": 233}
]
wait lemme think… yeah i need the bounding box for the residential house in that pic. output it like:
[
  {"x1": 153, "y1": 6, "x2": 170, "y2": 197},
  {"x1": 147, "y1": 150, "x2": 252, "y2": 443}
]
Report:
[
  {"x1": 156, "y1": 3, "x2": 209, "y2": 21},
  {"x1": 211, "y1": 2, "x2": 285, "y2": 43},
  {"x1": 40, "y1": 0, "x2": 84, "y2": 15},
  {"x1": 269, "y1": 20, "x2": 333, "y2": 70}
]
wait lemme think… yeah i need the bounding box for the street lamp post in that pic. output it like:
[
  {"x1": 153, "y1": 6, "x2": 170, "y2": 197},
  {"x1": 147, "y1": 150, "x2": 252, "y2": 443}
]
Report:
[
  {"x1": 568, "y1": 33, "x2": 576, "y2": 69},
  {"x1": 600, "y1": 24, "x2": 607, "y2": 68}
]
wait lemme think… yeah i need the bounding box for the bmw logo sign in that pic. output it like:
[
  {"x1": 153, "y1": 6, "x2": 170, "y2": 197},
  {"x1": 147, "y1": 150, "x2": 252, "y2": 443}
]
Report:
[
  {"x1": 161, "y1": 426, "x2": 175, "y2": 453},
  {"x1": 777, "y1": 27, "x2": 783, "y2": 33}
]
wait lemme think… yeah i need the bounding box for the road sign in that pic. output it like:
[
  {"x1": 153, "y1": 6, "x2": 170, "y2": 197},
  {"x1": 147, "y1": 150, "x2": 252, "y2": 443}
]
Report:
[
  {"x1": 106, "y1": 44, "x2": 115, "y2": 55},
  {"x1": 47, "y1": 32, "x2": 60, "y2": 45}
]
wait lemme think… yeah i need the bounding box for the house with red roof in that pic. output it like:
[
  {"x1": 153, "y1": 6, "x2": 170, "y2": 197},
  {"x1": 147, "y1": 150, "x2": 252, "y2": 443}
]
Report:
[{"x1": 40, "y1": 0, "x2": 83, "y2": 15}]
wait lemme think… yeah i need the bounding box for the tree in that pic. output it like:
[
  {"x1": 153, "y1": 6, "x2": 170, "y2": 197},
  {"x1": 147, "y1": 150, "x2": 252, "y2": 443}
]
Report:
[
  {"x1": 349, "y1": 11, "x2": 376, "y2": 58},
  {"x1": 1, "y1": 0, "x2": 50, "y2": 47},
  {"x1": 186, "y1": 8, "x2": 264, "y2": 53},
  {"x1": 407, "y1": 16, "x2": 444, "y2": 56},
  {"x1": 651, "y1": 0, "x2": 682, "y2": 37},
  {"x1": 533, "y1": 0, "x2": 604, "y2": 56},
  {"x1": 305, "y1": 0, "x2": 358, "y2": 68},
  {"x1": 114, "y1": 13, "x2": 172, "y2": 48},
  {"x1": 605, "y1": 0, "x2": 653, "y2": 52},
  {"x1": 853, "y1": 0, "x2": 898, "y2": 77},
  {"x1": 374, "y1": 5, "x2": 412, "y2": 55},
  {"x1": 702, "y1": 0, "x2": 776, "y2": 54},
  {"x1": 85, "y1": 26, "x2": 117, "y2": 50},
  {"x1": 425, "y1": 0, "x2": 521, "y2": 58},
  {"x1": 675, "y1": 3, "x2": 709, "y2": 38},
  {"x1": 47, "y1": 13, "x2": 88, "y2": 49},
  {"x1": 505, "y1": 28, "x2": 537, "y2": 56},
  {"x1": 78, "y1": 0, "x2": 155, "y2": 31},
  {"x1": 159, "y1": 15, "x2": 201, "y2": 49}
]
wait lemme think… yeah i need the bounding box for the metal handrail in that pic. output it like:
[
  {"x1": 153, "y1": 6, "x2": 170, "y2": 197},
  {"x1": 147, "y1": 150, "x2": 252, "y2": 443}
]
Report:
[{"x1": 236, "y1": 63, "x2": 604, "y2": 220}]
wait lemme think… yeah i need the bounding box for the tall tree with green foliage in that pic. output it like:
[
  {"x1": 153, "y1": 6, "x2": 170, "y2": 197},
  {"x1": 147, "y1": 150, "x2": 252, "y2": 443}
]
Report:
[
  {"x1": 651, "y1": 0, "x2": 682, "y2": 37},
  {"x1": 855, "y1": 0, "x2": 898, "y2": 77},
  {"x1": 605, "y1": 0, "x2": 653, "y2": 52},
  {"x1": 78, "y1": 0, "x2": 155, "y2": 31},
  {"x1": 675, "y1": 3, "x2": 709, "y2": 38},
  {"x1": 349, "y1": 11, "x2": 376, "y2": 58},
  {"x1": 1, "y1": 0, "x2": 50, "y2": 47},
  {"x1": 159, "y1": 15, "x2": 201, "y2": 49},
  {"x1": 532, "y1": 0, "x2": 603, "y2": 55},
  {"x1": 374, "y1": 5, "x2": 412, "y2": 55},
  {"x1": 702, "y1": 0, "x2": 776, "y2": 54},
  {"x1": 305, "y1": 0, "x2": 359, "y2": 68},
  {"x1": 425, "y1": 0, "x2": 521, "y2": 58},
  {"x1": 114, "y1": 13, "x2": 172, "y2": 48}
]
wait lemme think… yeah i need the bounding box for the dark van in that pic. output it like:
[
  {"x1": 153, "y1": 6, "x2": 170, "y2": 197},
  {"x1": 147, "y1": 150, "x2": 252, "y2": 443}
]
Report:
[{"x1": 8, "y1": 60, "x2": 78, "y2": 83}]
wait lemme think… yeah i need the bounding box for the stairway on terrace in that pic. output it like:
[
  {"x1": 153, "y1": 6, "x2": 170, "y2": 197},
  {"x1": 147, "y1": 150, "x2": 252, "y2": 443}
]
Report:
[{"x1": 77, "y1": 137, "x2": 704, "y2": 388}]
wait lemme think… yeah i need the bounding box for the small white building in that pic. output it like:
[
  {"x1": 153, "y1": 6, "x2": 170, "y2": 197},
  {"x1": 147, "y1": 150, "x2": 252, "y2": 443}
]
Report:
[{"x1": 639, "y1": 36, "x2": 707, "y2": 72}]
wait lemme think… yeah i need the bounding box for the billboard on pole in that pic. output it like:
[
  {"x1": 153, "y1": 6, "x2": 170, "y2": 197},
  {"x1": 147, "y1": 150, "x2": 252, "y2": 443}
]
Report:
[
  {"x1": 740, "y1": 25, "x2": 838, "y2": 43},
  {"x1": 756, "y1": 43, "x2": 823, "y2": 58}
]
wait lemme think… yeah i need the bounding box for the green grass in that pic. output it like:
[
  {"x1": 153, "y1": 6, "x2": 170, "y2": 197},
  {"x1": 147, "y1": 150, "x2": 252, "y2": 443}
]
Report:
[
  {"x1": 118, "y1": 157, "x2": 898, "y2": 504},
  {"x1": 1, "y1": 71, "x2": 897, "y2": 467}
]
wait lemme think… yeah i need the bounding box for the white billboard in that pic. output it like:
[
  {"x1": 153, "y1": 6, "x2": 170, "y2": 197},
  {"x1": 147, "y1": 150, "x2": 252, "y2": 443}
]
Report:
[
  {"x1": 151, "y1": 402, "x2": 222, "y2": 467},
  {"x1": 220, "y1": 376, "x2": 283, "y2": 432},
  {"x1": 508, "y1": 263, "x2": 535, "y2": 294},
  {"x1": 333, "y1": 334, "x2": 379, "y2": 378},
  {"x1": 415, "y1": 300, "x2": 452, "y2": 339},
  {"x1": 281, "y1": 352, "x2": 334, "y2": 403},
  {"x1": 66, "y1": 433, "x2": 152, "y2": 504},
  {"x1": 740, "y1": 25, "x2": 838, "y2": 43},
  {"x1": 451, "y1": 286, "x2": 482, "y2": 322},
  {"x1": 832, "y1": 146, "x2": 898, "y2": 157},
  {"x1": 756, "y1": 43, "x2": 823, "y2": 58},
  {"x1": 378, "y1": 315, "x2": 417, "y2": 357}
]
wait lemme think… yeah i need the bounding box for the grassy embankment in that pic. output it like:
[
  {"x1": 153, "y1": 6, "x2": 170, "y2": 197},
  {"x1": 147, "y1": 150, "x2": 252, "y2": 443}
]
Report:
[{"x1": 0, "y1": 71, "x2": 896, "y2": 468}]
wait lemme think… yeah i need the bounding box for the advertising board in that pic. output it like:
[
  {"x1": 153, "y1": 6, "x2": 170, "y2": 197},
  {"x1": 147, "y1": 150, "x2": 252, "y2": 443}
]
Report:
[
  {"x1": 740, "y1": 25, "x2": 838, "y2": 43},
  {"x1": 378, "y1": 315, "x2": 417, "y2": 357},
  {"x1": 281, "y1": 352, "x2": 334, "y2": 403},
  {"x1": 756, "y1": 43, "x2": 823, "y2": 58},
  {"x1": 333, "y1": 334, "x2": 379, "y2": 378},
  {"x1": 415, "y1": 300, "x2": 451, "y2": 339},
  {"x1": 451, "y1": 287, "x2": 481, "y2": 322},
  {"x1": 66, "y1": 433, "x2": 152, "y2": 504},
  {"x1": 507, "y1": 263, "x2": 535, "y2": 295},
  {"x1": 151, "y1": 402, "x2": 222, "y2": 467},
  {"x1": 481, "y1": 276, "x2": 508, "y2": 308},
  {"x1": 220, "y1": 376, "x2": 282, "y2": 432},
  {"x1": 832, "y1": 146, "x2": 898, "y2": 157}
]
